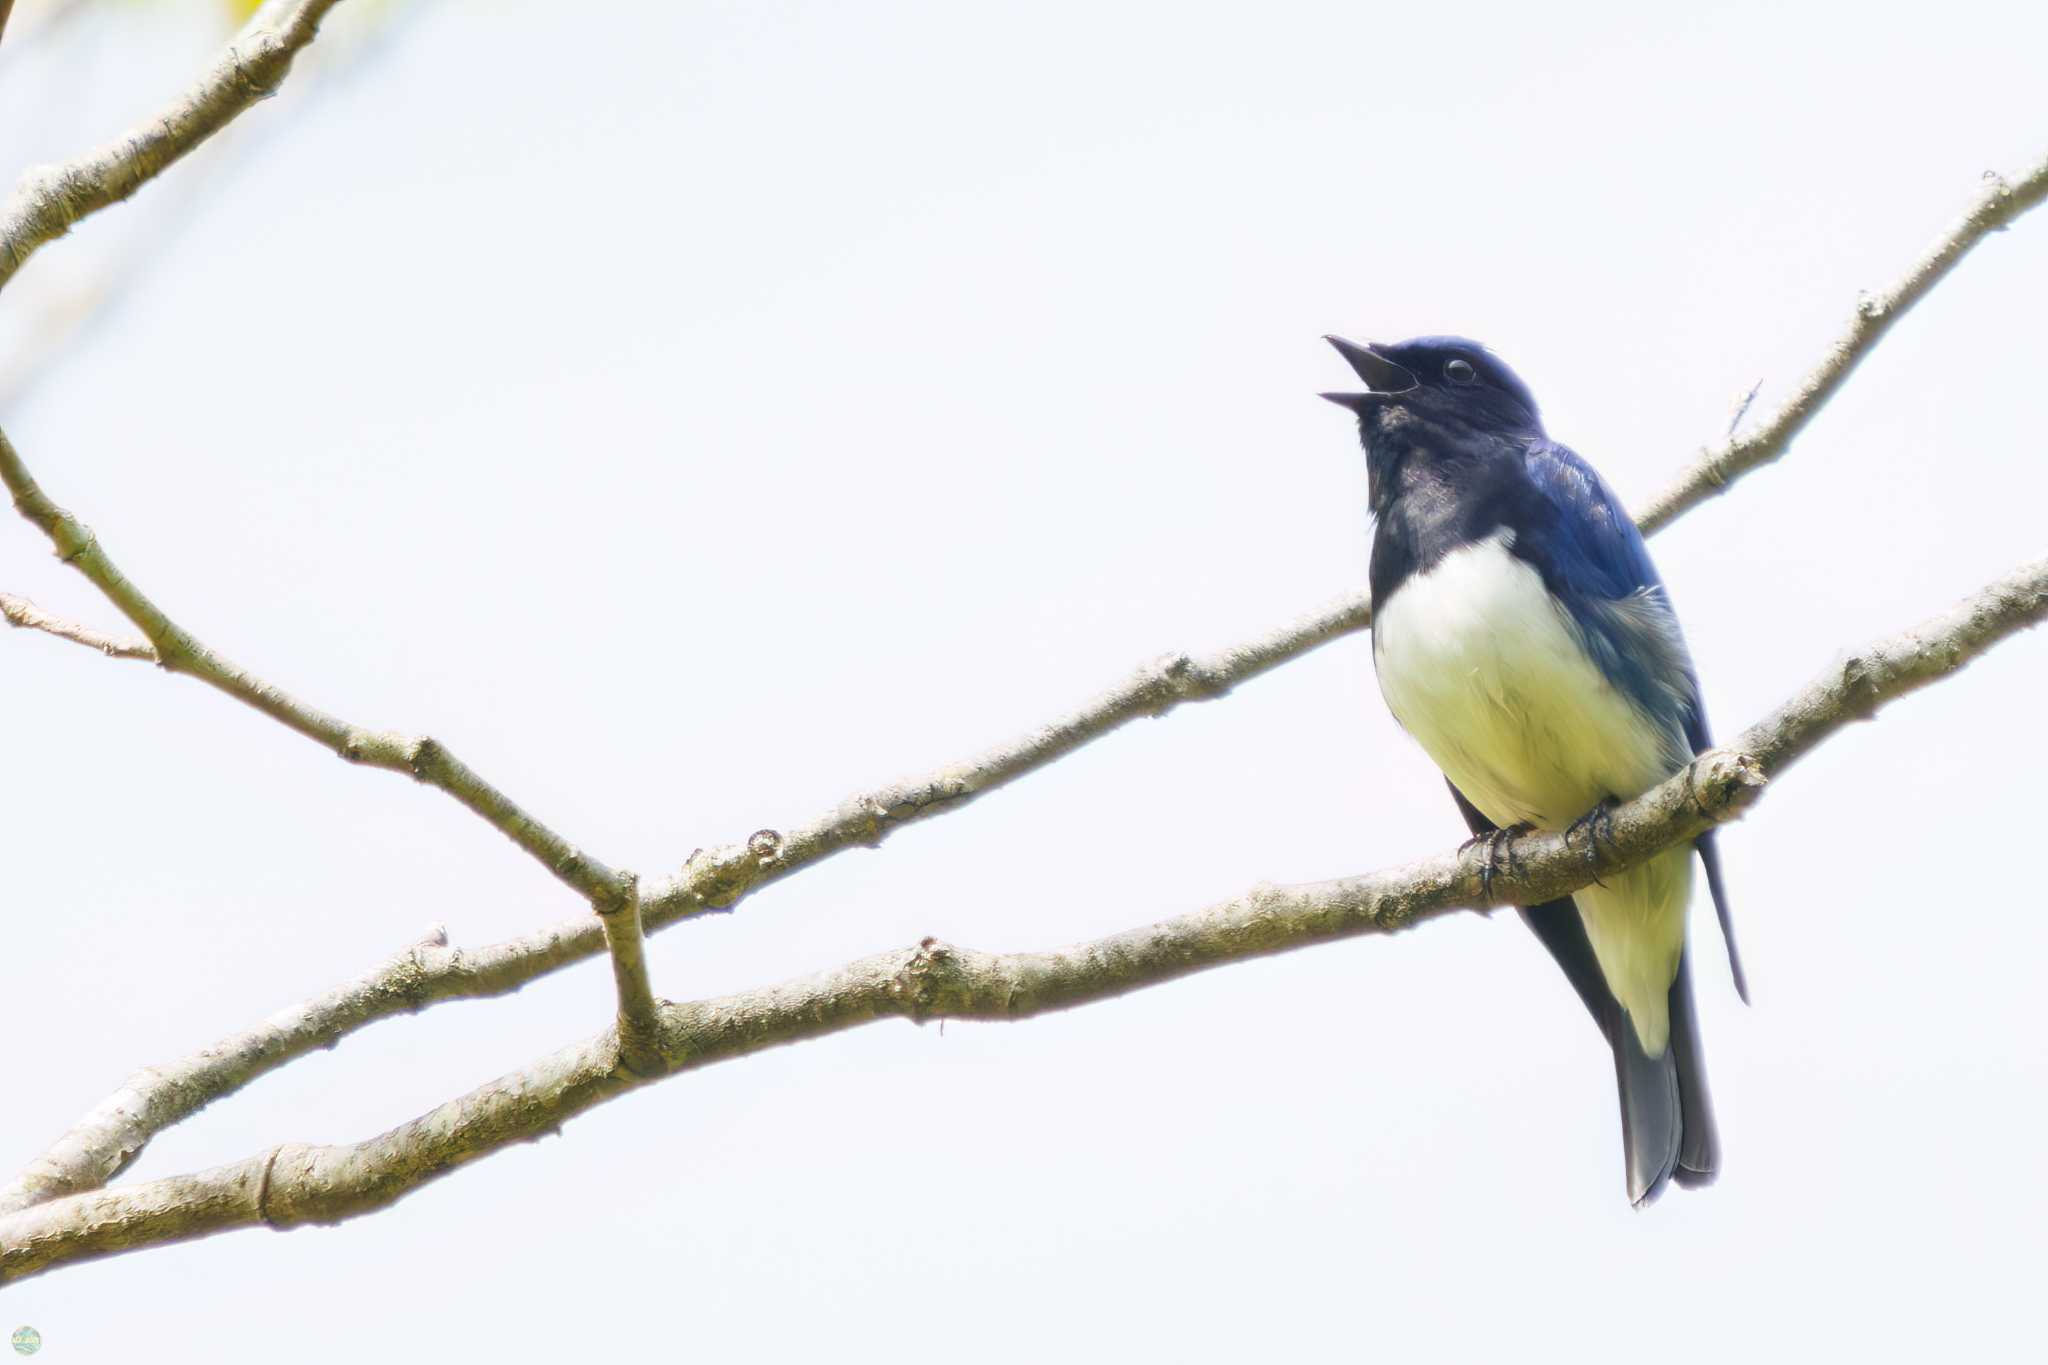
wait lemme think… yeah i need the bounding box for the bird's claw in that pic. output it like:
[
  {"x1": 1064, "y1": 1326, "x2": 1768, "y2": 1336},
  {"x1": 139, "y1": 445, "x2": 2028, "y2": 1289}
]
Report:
[
  {"x1": 1469, "y1": 822, "x2": 1534, "y2": 904},
  {"x1": 1567, "y1": 798, "x2": 1620, "y2": 887}
]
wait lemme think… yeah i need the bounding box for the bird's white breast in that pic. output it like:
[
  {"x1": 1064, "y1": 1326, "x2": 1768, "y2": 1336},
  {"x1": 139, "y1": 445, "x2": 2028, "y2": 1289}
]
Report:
[
  {"x1": 1373, "y1": 530, "x2": 1691, "y2": 1048},
  {"x1": 1372, "y1": 530, "x2": 1676, "y2": 830}
]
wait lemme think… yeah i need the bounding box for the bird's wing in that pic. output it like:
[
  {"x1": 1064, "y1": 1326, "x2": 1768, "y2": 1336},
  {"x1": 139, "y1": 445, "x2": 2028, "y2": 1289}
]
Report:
[
  {"x1": 1519, "y1": 439, "x2": 1747, "y2": 1000},
  {"x1": 1517, "y1": 440, "x2": 1693, "y2": 723}
]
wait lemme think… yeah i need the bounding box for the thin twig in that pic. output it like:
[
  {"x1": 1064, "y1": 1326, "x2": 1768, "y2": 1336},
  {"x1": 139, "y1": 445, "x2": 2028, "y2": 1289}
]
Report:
[
  {"x1": 640, "y1": 588, "x2": 1376, "y2": 920},
  {"x1": 4, "y1": 554, "x2": 2043, "y2": 1284},
  {"x1": 0, "y1": 925, "x2": 450, "y2": 1214},
  {"x1": 1725, "y1": 377, "x2": 1764, "y2": 439},
  {"x1": 0, "y1": 0, "x2": 349, "y2": 294},
  {"x1": 596, "y1": 877, "x2": 662, "y2": 1076},
  {"x1": 0, "y1": 427, "x2": 629, "y2": 906},
  {"x1": 1634, "y1": 150, "x2": 2048, "y2": 533},
  {"x1": 0, "y1": 0, "x2": 443, "y2": 410},
  {"x1": 0, "y1": 590, "x2": 153, "y2": 659}
]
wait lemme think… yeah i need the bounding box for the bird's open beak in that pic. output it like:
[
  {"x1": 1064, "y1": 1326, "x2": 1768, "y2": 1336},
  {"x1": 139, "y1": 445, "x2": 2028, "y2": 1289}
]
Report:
[{"x1": 1319, "y1": 335, "x2": 1417, "y2": 411}]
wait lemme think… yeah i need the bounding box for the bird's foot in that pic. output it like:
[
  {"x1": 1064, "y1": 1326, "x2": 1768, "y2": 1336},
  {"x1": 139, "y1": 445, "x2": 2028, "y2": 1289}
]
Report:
[
  {"x1": 1566, "y1": 799, "x2": 1620, "y2": 887},
  {"x1": 1467, "y1": 822, "x2": 1535, "y2": 904}
]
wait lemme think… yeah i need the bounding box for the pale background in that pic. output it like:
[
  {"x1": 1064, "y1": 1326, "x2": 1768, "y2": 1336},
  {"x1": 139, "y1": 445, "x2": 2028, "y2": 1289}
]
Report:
[{"x1": 2, "y1": 1, "x2": 2045, "y2": 1358}]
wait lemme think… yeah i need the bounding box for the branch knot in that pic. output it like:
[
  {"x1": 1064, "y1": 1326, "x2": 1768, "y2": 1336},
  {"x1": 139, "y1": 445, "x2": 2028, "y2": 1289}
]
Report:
[{"x1": 895, "y1": 937, "x2": 965, "y2": 1021}]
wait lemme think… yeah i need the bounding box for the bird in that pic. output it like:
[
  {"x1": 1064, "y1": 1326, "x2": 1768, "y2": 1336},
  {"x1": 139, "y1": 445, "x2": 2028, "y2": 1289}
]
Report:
[{"x1": 1321, "y1": 334, "x2": 1744, "y2": 1206}]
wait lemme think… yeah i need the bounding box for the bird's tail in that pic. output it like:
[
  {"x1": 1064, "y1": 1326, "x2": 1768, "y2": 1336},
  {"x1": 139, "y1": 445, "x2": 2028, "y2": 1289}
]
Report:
[{"x1": 1615, "y1": 948, "x2": 1719, "y2": 1206}]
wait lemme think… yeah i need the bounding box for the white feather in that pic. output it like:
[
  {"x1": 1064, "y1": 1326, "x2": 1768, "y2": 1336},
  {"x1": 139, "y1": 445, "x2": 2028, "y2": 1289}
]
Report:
[{"x1": 1373, "y1": 530, "x2": 1692, "y2": 1053}]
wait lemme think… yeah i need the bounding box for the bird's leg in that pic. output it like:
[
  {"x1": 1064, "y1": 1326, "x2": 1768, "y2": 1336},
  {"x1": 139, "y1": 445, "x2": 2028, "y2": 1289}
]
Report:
[{"x1": 1566, "y1": 798, "x2": 1620, "y2": 887}]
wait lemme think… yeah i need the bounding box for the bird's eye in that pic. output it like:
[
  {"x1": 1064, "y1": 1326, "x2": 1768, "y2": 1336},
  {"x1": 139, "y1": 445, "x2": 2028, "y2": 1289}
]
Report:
[{"x1": 1445, "y1": 358, "x2": 1477, "y2": 385}]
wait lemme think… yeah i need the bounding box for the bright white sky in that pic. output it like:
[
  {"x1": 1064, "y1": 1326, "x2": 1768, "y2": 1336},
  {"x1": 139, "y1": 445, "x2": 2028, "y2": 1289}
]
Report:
[{"x1": 3, "y1": 0, "x2": 2045, "y2": 1358}]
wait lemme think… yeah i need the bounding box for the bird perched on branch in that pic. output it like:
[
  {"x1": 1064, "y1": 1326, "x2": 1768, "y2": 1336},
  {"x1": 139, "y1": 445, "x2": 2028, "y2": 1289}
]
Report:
[{"x1": 1322, "y1": 335, "x2": 1745, "y2": 1206}]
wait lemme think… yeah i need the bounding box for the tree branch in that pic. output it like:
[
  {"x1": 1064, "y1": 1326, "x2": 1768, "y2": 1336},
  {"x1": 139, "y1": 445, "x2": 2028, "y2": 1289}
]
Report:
[
  {"x1": 0, "y1": 925, "x2": 451, "y2": 1216},
  {"x1": 5, "y1": 554, "x2": 2041, "y2": 1284},
  {"x1": 640, "y1": 584, "x2": 1376, "y2": 918},
  {"x1": 0, "y1": 590, "x2": 154, "y2": 659},
  {"x1": 0, "y1": 422, "x2": 658, "y2": 1138},
  {"x1": 0, "y1": 0, "x2": 2031, "y2": 1292},
  {"x1": 0, "y1": 427, "x2": 630, "y2": 906},
  {"x1": 0, "y1": 0, "x2": 348, "y2": 295},
  {"x1": 0, "y1": 586, "x2": 1383, "y2": 1212},
  {"x1": 1633, "y1": 150, "x2": 2048, "y2": 533},
  {"x1": 597, "y1": 877, "x2": 662, "y2": 1076},
  {"x1": 4, "y1": 138, "x2": 2040, "y2": 1222}
]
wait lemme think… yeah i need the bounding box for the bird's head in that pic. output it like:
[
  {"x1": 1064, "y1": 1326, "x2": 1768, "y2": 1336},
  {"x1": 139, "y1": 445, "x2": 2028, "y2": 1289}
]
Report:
[
  {"x1": 1320, "y1": 335, "x2": 1546, "y2": 514},
  {"x1": 1320, "y1": 334, "x2": 1544, "y2": 441}
]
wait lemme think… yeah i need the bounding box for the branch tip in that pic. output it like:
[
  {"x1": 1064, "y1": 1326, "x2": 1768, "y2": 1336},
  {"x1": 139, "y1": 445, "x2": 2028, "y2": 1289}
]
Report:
[{"x1": 1633, "y1": 147, "x2": 2048, "y2": 533}]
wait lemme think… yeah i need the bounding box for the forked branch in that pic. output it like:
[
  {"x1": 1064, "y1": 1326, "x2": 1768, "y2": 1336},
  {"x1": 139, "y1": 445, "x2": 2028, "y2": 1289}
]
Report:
[{"x1": 0, "y1": 428, "x2": 629, "y2": 906}]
